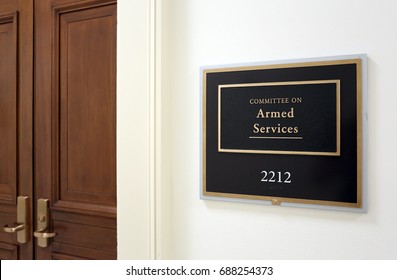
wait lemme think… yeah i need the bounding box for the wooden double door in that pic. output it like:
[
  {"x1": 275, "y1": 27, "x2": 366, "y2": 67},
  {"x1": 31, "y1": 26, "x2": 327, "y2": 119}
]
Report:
[{"x1": 0, "y1": 0, "x2": 117, "y2": 259}]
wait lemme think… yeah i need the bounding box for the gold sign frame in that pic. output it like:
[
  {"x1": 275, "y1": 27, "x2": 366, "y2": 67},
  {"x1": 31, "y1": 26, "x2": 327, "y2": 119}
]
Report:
[{"x1": 201, "y1": 55, "x2": 367, "y2": 211}]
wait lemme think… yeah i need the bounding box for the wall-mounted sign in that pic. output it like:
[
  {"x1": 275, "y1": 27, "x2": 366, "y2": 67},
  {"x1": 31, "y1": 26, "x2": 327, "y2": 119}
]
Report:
[{"x1": 201, "y1": 55, "x2": 367, "y2": 211}]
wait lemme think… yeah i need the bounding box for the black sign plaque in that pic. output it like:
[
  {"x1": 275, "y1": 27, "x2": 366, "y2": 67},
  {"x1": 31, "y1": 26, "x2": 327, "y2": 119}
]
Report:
[{"x1": 201, "y1": 56, "x2": 367, "y2": 210}]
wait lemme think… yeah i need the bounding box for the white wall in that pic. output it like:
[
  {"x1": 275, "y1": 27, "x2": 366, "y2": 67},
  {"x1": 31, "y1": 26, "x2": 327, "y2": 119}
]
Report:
[
  {"x1": 117, "y1": 0, "x2": 152, "y2": 259},
  {"x1": 161, "y1": 0, "x2": 397, "y2": 259}
]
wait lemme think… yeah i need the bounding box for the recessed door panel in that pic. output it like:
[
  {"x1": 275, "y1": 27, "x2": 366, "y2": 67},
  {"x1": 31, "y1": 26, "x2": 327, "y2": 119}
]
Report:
[
  {"x1": 0, "y1": 13, "x2": 17, "y2": 204},
  {"x1": 57, "y1": 5, "x2": 117, "y2": 207}
]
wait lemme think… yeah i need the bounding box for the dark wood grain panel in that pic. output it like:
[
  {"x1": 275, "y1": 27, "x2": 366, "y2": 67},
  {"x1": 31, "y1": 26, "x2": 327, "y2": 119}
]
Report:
[
  {"x1": 55, "y1": 4, "x2": 117, "y2": 207},
  {"x1": 52, "y1": 220, "x2": 116, "y2": 252},
  {"x1": 0, "y1": 242, "x2": 18, "y2": 260},
  {"x1": 52, "y1": 252, "x2": 90, "y2": 260},
  {"x1": 0, "y1": 13, "x2": 17, "y2": 203},
  {"x1": 52, "y1": 208, "x2": 116, "y2": 227},
  {"x1": 52, "y1": 242, "x2": 116, "y2": 260}
]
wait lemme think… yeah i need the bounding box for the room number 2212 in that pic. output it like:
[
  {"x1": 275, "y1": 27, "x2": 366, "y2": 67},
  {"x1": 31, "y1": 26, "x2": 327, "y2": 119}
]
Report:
[{"x1": 261, "y1": 171, "x2": 291, "y2": 184}]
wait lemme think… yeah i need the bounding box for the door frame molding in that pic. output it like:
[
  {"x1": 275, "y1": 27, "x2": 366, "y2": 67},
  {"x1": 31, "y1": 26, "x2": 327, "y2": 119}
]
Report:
[{"x1": 117, "y1": 0, "x2": 164, "y2": 259}]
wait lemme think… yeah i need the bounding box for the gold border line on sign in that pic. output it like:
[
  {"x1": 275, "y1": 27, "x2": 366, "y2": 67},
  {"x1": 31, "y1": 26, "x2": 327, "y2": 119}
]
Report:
[{"x1": 217, "y1": 80, "x2": 341, "y2": 156}]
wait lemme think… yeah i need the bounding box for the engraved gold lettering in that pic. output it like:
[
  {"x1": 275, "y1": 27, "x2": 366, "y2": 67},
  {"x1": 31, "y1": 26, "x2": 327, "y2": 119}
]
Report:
[
  {"x1": 252, "y1": 123, "x2": 299, "y2": 134},
  {"x1": 256, "y1": 107, "x2": 295, "y2": 119},
  {"x1": 256, "y1": 109, "x2": 265, "y2": 118},
  {"x1": 253, "y1": 123, "x2": 260, "y2": 133},
  {"x1": 249, "y1": 98, "x2": 290, "y2": 104},
  {"x1": 288, "y1": 107, "x2": 294, "y2": 118}
]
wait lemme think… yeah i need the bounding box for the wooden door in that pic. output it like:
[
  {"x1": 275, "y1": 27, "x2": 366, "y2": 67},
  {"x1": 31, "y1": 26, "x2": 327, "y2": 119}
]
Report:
[
  {"x1": 34, "y1": 0, "x2": 117, "y2": 259},
  {"x1": 0, "y1": 0, "x2": 116, "y2": 260},
  {"x1": 0, "y1": 0, "x2": 33, "y2": 260}
]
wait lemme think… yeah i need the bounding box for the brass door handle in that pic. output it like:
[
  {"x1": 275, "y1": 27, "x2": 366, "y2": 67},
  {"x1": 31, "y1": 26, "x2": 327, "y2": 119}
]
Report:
[
  {"x1": 3, "y1": 224, "x2": 25, "y2": 233},
  {"x1": 33, "y1": 199, "x2": 56, "y2": 247},
  {"x1": 33, "y1": 228, "x2": 56, "y2": 239},
  {"x1": 2, "y1": 196, "x2": 30, "y2": 244}
]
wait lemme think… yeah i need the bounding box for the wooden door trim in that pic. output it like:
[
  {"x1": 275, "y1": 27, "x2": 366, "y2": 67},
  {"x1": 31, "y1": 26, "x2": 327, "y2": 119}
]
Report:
[{"x1": 0, "y1": 0, "x2": 34, "y2": 260}]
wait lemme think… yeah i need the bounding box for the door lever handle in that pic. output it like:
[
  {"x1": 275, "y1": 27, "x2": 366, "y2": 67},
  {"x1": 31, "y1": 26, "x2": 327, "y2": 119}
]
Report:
[
  {"x1": 3, "y1": 224, "x2": 25, "y2": 233},
  {"x1": 34, "y1": 228, "x2": 56, "y2": 239},
  {"x1": 2, "y1": 196, "x2": 30, "y2": 243},
  {"x1": 33, "y1": 198, "x2": 56, "y2": 247}
]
